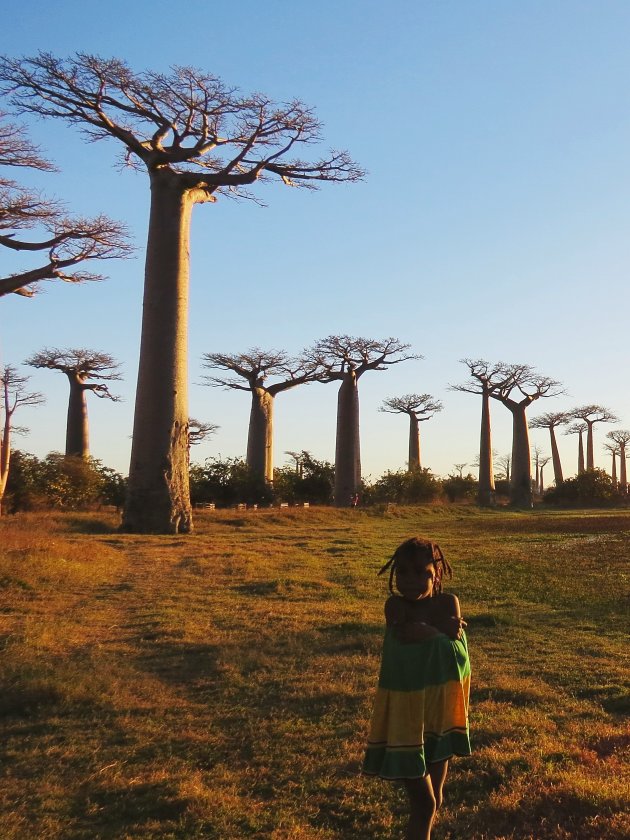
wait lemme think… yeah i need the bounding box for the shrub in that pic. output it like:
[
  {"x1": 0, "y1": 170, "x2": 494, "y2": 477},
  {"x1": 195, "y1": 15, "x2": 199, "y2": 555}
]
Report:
[
  {"x1": 366, "y1": 468, "x2": 441, "y2": 504},
  {"x1": 543, "y1": 469, "x2": 625, "y2": 507},
  {"x1": 190, "y1": 457, "x2": 274, "y2": 507},
  {"x1": 442, "y1": 473, "x2": 478, "y2": 502}
]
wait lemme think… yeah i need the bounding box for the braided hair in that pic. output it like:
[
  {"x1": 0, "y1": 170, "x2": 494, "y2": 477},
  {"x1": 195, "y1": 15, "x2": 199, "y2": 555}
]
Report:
[{"x1": 378, "y1": 537, "x2": 452, "y2": 595}]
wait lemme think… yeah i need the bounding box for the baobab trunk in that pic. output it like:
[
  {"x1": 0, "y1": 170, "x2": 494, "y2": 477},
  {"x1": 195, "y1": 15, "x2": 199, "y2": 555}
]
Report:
[
  {"x1": 122, "y1": 171, "x2": 193, "y2": 534},
  {"x1": 334, "y1": 369, "x2": 361, "y2": 506},
  {"x1": 478, "y1": 387, "x2": 496, "y2": 506},
  {"x1": 549, "y1": 427, "x2": 563, "y2": 485},
  {"x1": 65, "y1": 376, "x2": 89, "y2": 458},
  {"x1": 0, "y1": 382, "x2": 10, "y2": 514},
  {"x1": 620, "y1": 445, "x2": 627, "y2": 489},
  {"x1": 247, "y1": 388, "x2": 274, "y2": 483},
  {"x1": 586, "y1": 424, "x2": 595, "y2": 471},
  {"x1": 578, "y1": 431, "x2": 585, "y2": 475},
  {"x1": 509, "y1": 407, "x2": 533, "y2": 508},
  {"x1": 611, "y1": 453, "x2": 617, "y2": 486},
  {"x1": 408, "y1": 414, "x2": 421, "y2": 471}
]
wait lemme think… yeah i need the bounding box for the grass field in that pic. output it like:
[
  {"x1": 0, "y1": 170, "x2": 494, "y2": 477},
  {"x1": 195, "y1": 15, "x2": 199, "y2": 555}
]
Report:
[{"x1": 0, "y1": 505, "x2": 628, "y2": 839}]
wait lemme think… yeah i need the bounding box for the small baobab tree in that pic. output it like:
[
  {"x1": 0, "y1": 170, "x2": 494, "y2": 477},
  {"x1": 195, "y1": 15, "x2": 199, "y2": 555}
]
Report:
[
  {"x1": 539, "y1": 456, "x2": 551, "y2": 494},
  {"x1": 490, "y1": 364, "x2": 563, "y2": 508},
  {"x1": 26, "y1": 348, "x2": 121, "y2": 458},
  {"x1": 565, "y1": 422, "x2": 587, "y2": 475},
  {"x1": 0, "y1": 53, "x2": 363, "y2": 533},
  {"x1": 306, "y1": 336, "x2": 418, "y2": 506},
  {"x1": 603, "y1": 442, "x2": 619, "y2": 486},
  {"x1": 451, "y1": 360, "x2": 515, "y2": 507},
  {"x1": 0, "y1": 113, "x2": 130, "y2": 298},
  {"x1": 495, "y1": 452, "x2": 511, "y2": 483},
  {"x1": 569, "y1": 405, "x2": 618, "y2": 471},
  {"x1": 1, "y1": 365, "x2": 44, "y2": 514},
  {"x1": 529, "y1": 411, "x2": 570, "y2": 486},
  {"x1": 606, "y1": 429, "x2": 630, "y2": 490},
  {"x1": 202, "y1": 349, "x2": 323, "y2": 484},
  {"x1": 380, "y1": 393, "x2": 442, "y2": 471},
  {"x1": 188, "y1": 419, "x2": 219, "y2": 450},
  {"x1": 531, "y1": 445, "x2": 549, "y2": 494}
]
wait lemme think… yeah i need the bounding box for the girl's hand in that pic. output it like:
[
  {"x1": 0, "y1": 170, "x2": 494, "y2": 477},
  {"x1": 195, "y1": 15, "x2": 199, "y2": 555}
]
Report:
[{"x1": 439, "y1": 615, "x2": 467, "y2": 640}]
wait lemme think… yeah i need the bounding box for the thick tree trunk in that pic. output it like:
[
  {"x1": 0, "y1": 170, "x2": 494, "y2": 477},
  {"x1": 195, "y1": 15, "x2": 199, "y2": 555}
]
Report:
[
  {"x1": 509, "y1": 407, "x2": 533, "y2": 508},
  {"x1": 611, "y1": 453, "x2": 617, "y2": 486},
  {"x1": 0, "y1": 383, "x2": 10, "y2": 515},
  {"x1": 122, "y1": 171, "x2": 193, "y2": 534},
  {"x1": 408, "y1": 414, "x2": 420, "y2": 471},
  {"x1": 334, "y1": 369, "x2": 361, "y2": 506},
  {"x1": 247, "y1": 388, "x2": 274, "y2": 483},
  {"x1": 549, "y1": 427, "x2": 563, "y2": 485},
  {"x1": 620, "y1": 445, "x2": 627, "y2": 489},
  {"x1": 477, "y1": 387, "x2": 496, "y2": 507},
  {"x1": 578, "y1": 431, "x2": 585, "y2": 475},
  {"x1": 586, "y1": 422, "x2": 595, "y2": 470},
  {"x1": 540, "y1": 465, "x2": 545, "y2": 493},
  {"x1": 65, "y1": 376, "x2": 89, "y2": 458}
]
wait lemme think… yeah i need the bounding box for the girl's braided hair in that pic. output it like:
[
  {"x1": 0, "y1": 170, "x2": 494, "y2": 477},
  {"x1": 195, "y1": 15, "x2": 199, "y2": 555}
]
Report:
[{"x1": 378, "y1": 537, "x2": 452, "y2": 595}]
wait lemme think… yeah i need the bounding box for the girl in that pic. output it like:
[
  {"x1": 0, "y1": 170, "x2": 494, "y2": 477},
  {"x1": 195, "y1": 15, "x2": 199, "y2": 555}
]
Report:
[{"x1": 363, "y1": 537, "x2": 471, "y2": 840}]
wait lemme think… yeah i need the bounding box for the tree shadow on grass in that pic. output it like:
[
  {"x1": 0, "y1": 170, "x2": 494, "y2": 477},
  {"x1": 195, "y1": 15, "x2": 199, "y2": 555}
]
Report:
[{"x1": 63, "y1": 516, "x2": 118, "y2": 534}]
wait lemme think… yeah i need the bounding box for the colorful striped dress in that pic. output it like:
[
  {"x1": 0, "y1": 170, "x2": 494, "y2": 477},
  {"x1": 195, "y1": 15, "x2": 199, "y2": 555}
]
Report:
[{"x1": 363, "y1": 628, "x2": 471, "y2": 779}]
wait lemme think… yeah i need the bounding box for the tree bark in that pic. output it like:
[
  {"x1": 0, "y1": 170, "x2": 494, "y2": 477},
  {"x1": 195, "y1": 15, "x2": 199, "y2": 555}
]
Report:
[
  {"x1": 334, "y1": 368, "x2": 361, "y2": 506},
  {"x1": 586, "y1": 422, "x2": 595, "y2": 471},
  {"x1": 549, "y1": 426, "x2": 563, "y2": 485},
  {"x1": 122, "y1": 171, "x2": 193, "y2": 534},
  {"x1": 0, "y1": 380, "x2": 10, "y2": 514},
  {"x1": 477, "y1": 387, "x2": 496, "y2": 506},
  {"x1": 509, "y1": 406, "x2": 533, "y2": 508},
  {"x1": 619, "y1": 445, "x2": 627, "y2": 489},
  {"x1": 247, "y1": 388, "x2": 274, "y2": 483},
  {"x1": 408, "y1": 414, "x2": 420, "y2": 471},
  {"x1": 65, "y1": 375, "x2": 89, "y2": 458},
  {"x1": 611, "y1": 453, "x2": 617, "y2": 486},
  {"x1": 578, "y1": 431, "x2": 585, "y2": 475}
]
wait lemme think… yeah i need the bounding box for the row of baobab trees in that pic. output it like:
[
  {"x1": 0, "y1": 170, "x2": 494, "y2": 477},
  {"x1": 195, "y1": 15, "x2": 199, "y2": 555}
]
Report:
[
  {"x1": 0, "y1": 54, "x2": 626, "y2": 530},
  {"x1": 3, "y1": 344, "x2": 628, "y2": 516}
]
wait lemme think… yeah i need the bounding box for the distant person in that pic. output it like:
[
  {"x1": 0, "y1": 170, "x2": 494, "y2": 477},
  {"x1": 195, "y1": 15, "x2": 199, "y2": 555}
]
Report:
[
  {"x1": 363, "y1": 537, "x2": 471, "y2": 840},
  {"x1": 350, "y1": 493, "x2": 359, "y2": 508}
]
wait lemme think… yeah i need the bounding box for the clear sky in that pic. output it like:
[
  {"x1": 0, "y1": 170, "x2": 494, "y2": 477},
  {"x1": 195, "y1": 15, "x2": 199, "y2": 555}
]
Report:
[{"x1": 2, "y1": 1, "x2": 630, "y2": 482}]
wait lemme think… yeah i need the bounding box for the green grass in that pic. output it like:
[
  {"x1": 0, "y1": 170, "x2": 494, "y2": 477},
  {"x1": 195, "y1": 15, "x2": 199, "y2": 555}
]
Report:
[{"x1": 0, "y1": 506, "x2": 628, "y2": 839}]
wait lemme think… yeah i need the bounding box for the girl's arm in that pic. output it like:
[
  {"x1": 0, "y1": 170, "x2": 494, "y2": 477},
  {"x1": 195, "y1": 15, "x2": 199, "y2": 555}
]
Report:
[
  {"x1": 385, "y1": 596, "x2": 440, "y2": 643},
  {"x1": 431, "y1": 593, "x2": 467, "y2": 640}
]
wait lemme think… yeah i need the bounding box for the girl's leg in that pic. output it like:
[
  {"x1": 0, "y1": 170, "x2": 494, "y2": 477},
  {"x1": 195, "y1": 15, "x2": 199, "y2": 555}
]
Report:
[
  {"x1": 402, "y1": 777, "x2": 436, "y2": 840},
  {"x1": 428, "y1": 759, "x2": 449, "y2": 810}
]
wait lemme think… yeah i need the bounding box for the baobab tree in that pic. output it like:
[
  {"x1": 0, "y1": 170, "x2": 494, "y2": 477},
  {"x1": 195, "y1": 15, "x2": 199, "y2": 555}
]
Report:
[
  {"x1": 0, "y1": 54, "x2": 363, "y2": 533},
  {"x1": 0, "y1": 365, "x2": 44, "y2": 514},
  {"x1": 496, "y1": 453, "x2": 511, "y2": 483},
  {"x1": 606, "y1": 429, "x2": 630, "y2": 490},
  {"x1": 202, "y1": 349, "x2": 323, "y2": 483},
  {"x1": 26, "y1": 348, "x2": 121, "y2": 458},
  {"x1": 306, "y1": 336, "x2": 418, "y2": 506},
  {"x1": 490, "y1": 364, "x2": 563, "y2": 508},
  {"x1": 451, "y1": 360, "x2": 515, "y2": 507},
  {"x1": 531, "y1": 445, "x2": 549, "y2": 494},
  {"x1": 0, "y1": 113, "x2": 130, "y2": 297},
  {"x1": 539, "y1": 456, "x2": 551, "y2": 494},
  {"x1": 529, "y1": 411, "x2": 570, "y2": 486},
  {"x1": 565, "y1": 422, "x2": 587, "y2": 475},
  {"x1": 603, "y1": 441, "x2": 619, "y2": 487},
  {"x1": 569, "y1": 406, "x2": 618, "y2": 471},
  {"x1": 380, "y1": 393, "x2": 442, "y2": 471},
  {"x1": 188, "y1": 419, "x2": 219, "y2": 449}
]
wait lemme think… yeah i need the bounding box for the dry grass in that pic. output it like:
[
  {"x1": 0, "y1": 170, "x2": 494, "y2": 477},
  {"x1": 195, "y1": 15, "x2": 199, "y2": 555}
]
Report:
[{"x1": 0, "y1": 505, "x2": 628, "y2": 839}]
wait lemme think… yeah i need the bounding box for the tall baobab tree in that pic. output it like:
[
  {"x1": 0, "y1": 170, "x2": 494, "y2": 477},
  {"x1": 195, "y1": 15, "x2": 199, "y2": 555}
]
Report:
[
  {"x1": 26, "y1": 348, "x2": 121, "y2": 458},
  {"x1": 0, "y1": 112, "x2": 130, "y2": 297},
  {"x1": 490, "y1": 364, "x2": 563, "y2": 508},
  {"x1": 451, "y1": 360, "x2": 514, "y2": 507},
  {"x1": 0, "y1": 54, "x2": 363, "y2": 533},
  {"x1": 306, "y1": 336, "x2": 418, "y2": 506},
  {"x1": 565, "y1": 422, "x2": 587, "y2": 475},
  {"x1": 529, "y1": 411, "x2": 570, "y2": 487},
  {"x1": 569, "y1": 405, "x2": 618, "y2": 472},
  {"x1": 603, "y1": 442, "x2": 619, "y2": 486},
  {"x1": 606, "y1": 429, "x2": 630, "y2": 490},
  {"x1": 380, "y1": 393, "x2": 442, "y2": 471},
  {"x1": 202, "y1": 349, "x2": 323, "y2": 483},
  {"x1": 1, "y1": 365, "x2": 44, "y2": 514}
]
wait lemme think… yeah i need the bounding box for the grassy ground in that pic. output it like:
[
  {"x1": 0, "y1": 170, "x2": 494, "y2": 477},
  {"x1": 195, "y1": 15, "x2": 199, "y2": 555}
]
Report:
[{"x1": 0, "y1": 505, "x2": 628, "y2": 839}]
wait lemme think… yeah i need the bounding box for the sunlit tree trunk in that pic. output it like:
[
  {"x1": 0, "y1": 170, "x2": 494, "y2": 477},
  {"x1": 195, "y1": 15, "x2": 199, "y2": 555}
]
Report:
[
  {"x1": 509, "y1": 406, "x2": 533, "y2": 508},
  {"x1": 122, "y1": 172, "x2": 192, "y2": 534},
  {"x1": 478, "y1": 386, "x2": 496, "y2": 506},
  {"x1": 619, "y1": 445, "x2": 627, "y2": 489},
  {"x1": 65, "y1": 375, "x2": 90, "y2": 458},
  {"x1": 578, "y1": 430, "x2": 585, "y2": 475},
  {"x1": 611, "y1": 452, "x2": 617, "y2": 486},
  {"x1": 585, "y1": 422, "x2": 595, "y2": 470},
  {"x1": 549, "y1": 426, "x2": 563, "y2": 485},
  {"x1": 0, "y1": 381, "x2": 10, "y2": 513},
  {"x1": 334, "y1": 368, "x2": 361, "y2": 505},
  {"x1": 247, "y1": 388, "x2": 274, "y2": 483},
  {"x1": 408, "y1": 414, "x2": 420, "y2": 470}
]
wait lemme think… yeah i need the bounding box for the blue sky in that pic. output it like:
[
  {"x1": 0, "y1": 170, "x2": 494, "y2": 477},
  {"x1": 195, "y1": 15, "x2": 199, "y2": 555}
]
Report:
[{"x1": 1, "y1": 1, "x2": 629, "y2": 481}]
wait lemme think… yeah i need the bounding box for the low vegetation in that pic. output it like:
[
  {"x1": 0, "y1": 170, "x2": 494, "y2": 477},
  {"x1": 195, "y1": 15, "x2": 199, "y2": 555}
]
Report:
[{"x1": 0, "y1": 506, "x2": 628, "y2": 838}]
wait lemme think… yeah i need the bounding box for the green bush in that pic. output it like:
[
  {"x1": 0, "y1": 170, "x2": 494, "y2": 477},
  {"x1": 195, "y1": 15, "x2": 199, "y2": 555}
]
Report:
[
  {"x1": 189, "y1": 457, "x2": 274, "y2": 507},
  {"x1": 543, "y1": 469, "x2": 625, "y2": 507},
  {"x1": 365, "y1": 468, "x2": 441, "y2": 504}
]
